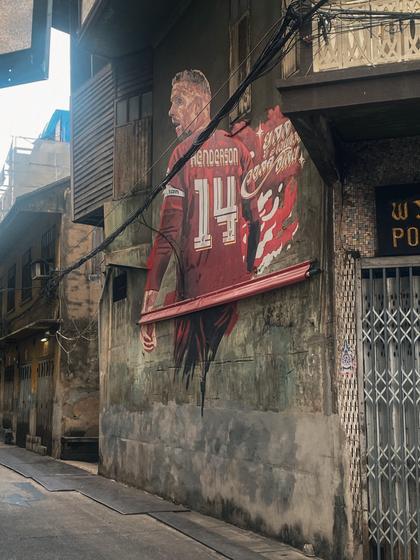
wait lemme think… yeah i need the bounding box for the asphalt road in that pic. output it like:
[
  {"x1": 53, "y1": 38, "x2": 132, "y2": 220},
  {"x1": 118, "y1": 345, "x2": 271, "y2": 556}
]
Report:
[{"x1": 0, "y1": 464, "x2": 224, "y2": 560}]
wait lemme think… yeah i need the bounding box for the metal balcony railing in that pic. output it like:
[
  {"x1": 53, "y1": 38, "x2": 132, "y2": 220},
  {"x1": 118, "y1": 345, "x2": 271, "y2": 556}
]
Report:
[{"x1": 313, "y1": 0, "x2": 420, "y2": 72}]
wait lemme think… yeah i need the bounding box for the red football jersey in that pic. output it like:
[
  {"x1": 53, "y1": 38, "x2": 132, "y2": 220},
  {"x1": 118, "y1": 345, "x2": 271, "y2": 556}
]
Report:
[{"x1": 146, "y1": 129, "x2": 255, "y2": 299}]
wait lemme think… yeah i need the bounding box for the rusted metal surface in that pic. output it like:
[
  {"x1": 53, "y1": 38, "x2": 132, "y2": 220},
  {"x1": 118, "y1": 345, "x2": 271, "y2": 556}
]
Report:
[{"x1": 139, "y1": 260, "x2": 313, "y2": 325}]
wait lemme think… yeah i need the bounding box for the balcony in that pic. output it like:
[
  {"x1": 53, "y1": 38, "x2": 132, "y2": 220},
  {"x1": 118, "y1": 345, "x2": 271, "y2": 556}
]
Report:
[
  {"x1": 313, "y1": 0, "x2": 420, "y2": 72},
  {"x1": 277, "y1": 0, "x2": 420, "y2": 184}
]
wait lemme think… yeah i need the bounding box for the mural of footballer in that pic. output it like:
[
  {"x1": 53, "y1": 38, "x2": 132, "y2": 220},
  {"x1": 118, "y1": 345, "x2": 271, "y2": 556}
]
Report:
[{"x1": 140, "y1": 69, "x2": 259, "y2": 404}]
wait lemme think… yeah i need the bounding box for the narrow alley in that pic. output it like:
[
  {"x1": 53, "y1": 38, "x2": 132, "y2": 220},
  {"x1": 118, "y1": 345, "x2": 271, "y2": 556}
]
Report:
[
  {"x1": 0, "y1": 445, "x2": 314, "y2": 560},
  {"x1": 2, "y1": 1, "x2": 420, "y2": 558}
]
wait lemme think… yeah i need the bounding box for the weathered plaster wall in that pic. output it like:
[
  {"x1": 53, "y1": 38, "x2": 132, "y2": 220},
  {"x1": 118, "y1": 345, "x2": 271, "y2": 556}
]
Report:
[
  {"x1": 52, "y1": 188, "x2": 101, "y2": 457},
  {"x1": 99, "y1": 1, "x2": 353, "y2": 558},
  {"x1": 99, "y1": 242, "x2": 348, "y2": 559}
]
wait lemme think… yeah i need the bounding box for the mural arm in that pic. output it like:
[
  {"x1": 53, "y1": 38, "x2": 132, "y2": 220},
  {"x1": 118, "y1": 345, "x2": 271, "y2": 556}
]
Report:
[{"x1": 140, "y1": 199, "x2": 184, "y2": 352}]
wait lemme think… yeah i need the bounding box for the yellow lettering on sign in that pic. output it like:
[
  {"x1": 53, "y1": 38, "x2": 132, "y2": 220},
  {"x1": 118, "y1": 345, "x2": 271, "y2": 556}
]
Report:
[
  {"x1": 392, "y1": 228, "x2": 405, "y2": 247},
  {"x1": 414, "y1": 200, "x2": 420, "y2": 219},
  {"x1": 407, "y1": 227, "x2": 419, "y2": 247},
  {"x1": 392, "y1": 202, "x2": 408, "y2": 221}
]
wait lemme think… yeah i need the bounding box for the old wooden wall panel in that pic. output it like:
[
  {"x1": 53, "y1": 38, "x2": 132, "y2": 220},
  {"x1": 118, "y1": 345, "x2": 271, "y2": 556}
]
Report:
[
  {"x1": 114, "y1": 50, "x2": 153, "y2": 198},
  {"x1": 114, "y1": 117, "x2": 152, "y2": 197},
  {"x1": 72, "y1": 64, "x2": 115, "y2": 223}
]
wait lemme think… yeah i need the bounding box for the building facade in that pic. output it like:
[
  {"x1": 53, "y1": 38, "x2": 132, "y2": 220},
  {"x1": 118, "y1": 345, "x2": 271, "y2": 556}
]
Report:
[
  {"x1": 0, "y1": 110, "x2": 70, "y2": 221},
  {"x1": 66, "y1": 2, "x2": 351, "y2": 559},
  {"x1": 0, "y1": 177, "x2": 101, "y2": 460},
  {"x1": 277, "y1": 3, "x2": 420, "y2": 559},
  {"x1": 52, "y1": 0, "x2": 420, "y2": 558}
]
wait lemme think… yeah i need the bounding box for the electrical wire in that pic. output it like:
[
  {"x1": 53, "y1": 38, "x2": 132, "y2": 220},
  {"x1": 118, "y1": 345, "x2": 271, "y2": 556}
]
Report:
[
  {"x1": 55, "y1": 276, "x2": 100, "y2": 347},
  {"x1": 57, "y1": 1, "x2": 415, "y2": 263},
  {"x1": 63, "y1": 9, "x2": 292, "y2": 256},
  {"x1": 50, "y1": 0, "x2": 330, "y2": 288}
]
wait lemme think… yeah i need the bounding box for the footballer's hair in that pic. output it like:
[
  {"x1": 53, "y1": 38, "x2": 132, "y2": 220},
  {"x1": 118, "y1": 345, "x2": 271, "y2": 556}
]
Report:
[{"x1": 172, "y1": 69, "x2": 211, "y2": 98}]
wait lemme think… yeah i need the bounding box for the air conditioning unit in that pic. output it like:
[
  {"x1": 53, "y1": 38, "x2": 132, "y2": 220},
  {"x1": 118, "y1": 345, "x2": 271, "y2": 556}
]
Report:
[{"x1": 31, "y1": 260, "x2": 51, "y2": 280}]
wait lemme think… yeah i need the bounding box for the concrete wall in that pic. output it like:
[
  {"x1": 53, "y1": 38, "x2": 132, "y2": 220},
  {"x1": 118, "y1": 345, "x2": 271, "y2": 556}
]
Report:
[
  {"x1": 52, "y1": 187, "x2": 102, "y2": 457},
  {"x1": 98, "y1": 2, "x2": 352, "y2": 558}
]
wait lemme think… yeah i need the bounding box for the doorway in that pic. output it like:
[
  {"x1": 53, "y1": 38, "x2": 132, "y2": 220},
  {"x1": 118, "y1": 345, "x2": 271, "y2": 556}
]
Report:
[{"x1": 361, "y1": 262, "x2": 420, "y2": 559}]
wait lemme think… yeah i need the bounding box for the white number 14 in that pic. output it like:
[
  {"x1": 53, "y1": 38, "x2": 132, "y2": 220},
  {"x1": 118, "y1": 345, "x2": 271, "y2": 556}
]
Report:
[{"x1": 194, "y1": 176, "x2": 238, "y2": 251}]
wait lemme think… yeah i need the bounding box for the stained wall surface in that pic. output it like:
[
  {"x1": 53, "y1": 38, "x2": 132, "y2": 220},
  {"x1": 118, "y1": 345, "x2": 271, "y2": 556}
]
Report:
[
  {"x1": 52, "y1": 187, "x2": 102, "y2": 457},
  {"x1": 98, "y1": 2, "x2": 352, "y2": 558}
]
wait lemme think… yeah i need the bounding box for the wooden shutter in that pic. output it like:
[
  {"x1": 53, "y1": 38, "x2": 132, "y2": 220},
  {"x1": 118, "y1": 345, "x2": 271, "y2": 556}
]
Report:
[
  {"x1": 114, "y1": 117, "x2": 152, "y2": 197},
  {"x1": 113, "y1": 50, "x2": 153, "y2": 198},
  {"x1": 72, "y1": 63, "x2": 115, "y2": 225}
]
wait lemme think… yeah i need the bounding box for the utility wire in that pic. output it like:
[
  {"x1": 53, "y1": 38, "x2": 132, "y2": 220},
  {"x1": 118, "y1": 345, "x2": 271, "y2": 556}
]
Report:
[
  {"x1": 50, "y1": 0, "x2": 330, "y2": 288},
  {"x1": 57, "y1": 1, "x2": 419, "y2": 261},
  {"x1": 63, "y1": 10, "x2": 290, "y2": 256}
]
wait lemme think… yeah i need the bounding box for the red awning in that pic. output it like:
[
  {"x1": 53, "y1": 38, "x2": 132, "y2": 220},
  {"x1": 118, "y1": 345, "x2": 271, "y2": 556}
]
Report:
[{"x1": 139, "y1": 260, "x2": 314, "y2": 325}]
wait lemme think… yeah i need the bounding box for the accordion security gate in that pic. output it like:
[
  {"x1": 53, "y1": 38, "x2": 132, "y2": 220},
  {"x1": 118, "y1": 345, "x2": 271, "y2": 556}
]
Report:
[{"x1": 361, "y1": 264, "x2": 420, "y2": 560}]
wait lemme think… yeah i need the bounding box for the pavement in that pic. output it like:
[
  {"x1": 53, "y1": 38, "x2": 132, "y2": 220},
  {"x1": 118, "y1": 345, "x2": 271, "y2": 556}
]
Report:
[{"x1": 0, "y1": 444, "x2": 319, "y2": 560}]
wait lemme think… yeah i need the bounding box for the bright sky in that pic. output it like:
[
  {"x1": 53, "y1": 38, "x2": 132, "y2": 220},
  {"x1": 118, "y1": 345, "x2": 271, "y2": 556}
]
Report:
[{"x1": 0, "y1": 28, "x2": 70, "y2": 169}]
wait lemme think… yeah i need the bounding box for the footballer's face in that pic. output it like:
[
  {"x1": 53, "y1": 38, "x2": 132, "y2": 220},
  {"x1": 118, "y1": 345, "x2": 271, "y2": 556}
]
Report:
[{"x1": 169, "y1": 81, "x2": 207, "y2": 137}]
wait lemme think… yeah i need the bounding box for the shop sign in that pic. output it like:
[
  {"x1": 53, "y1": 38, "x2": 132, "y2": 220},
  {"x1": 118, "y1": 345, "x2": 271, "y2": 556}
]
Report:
[{"x1": 376, "y1": 184, "x2": 420, "y2": 256}]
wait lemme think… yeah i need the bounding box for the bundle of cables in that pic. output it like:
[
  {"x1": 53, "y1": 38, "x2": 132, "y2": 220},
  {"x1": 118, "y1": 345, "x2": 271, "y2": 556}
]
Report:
[{"x1": 51, "y1": 0, "x2": 330, "y2": 287}]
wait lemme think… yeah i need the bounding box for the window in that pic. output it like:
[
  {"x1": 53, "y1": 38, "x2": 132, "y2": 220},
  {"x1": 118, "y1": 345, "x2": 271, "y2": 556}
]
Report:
[
  {"x1": 7, "y1": 265, "x2": 16, "y2": 312},
  {"x1": 21, "y1": 249, "x2": 32, "y2": 302},
  {"x1": 112, "y1": 271, "x2": 127, "y2": 302},
  {"x1": 229, "y1": 0, "x2": 251, "y2": 123},
  {"x1": 41, "y1": 225, "x2": 56, "y2": 265},
  {"x1": 116, "y1": 91, "x2": 153, "y2": 127}
]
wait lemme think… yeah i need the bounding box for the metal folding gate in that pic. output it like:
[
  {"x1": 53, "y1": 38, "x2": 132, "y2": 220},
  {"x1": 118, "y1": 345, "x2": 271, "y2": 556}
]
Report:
[
  {"x1": 16, "y1": 363, "x2": 31, "y2": 448},
  {"x1": 36, "y1": 358, "x2": 54, "y2": 453},
  {"x1": 361, "y1": 264, "x2": 420, "y2": 560}
]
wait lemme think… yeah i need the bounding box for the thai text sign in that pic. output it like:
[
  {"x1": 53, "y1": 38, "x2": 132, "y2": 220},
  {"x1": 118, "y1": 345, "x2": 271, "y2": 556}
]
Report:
[{"x1": 376, "y1": 184, "x2": 420, "y2": 256}]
